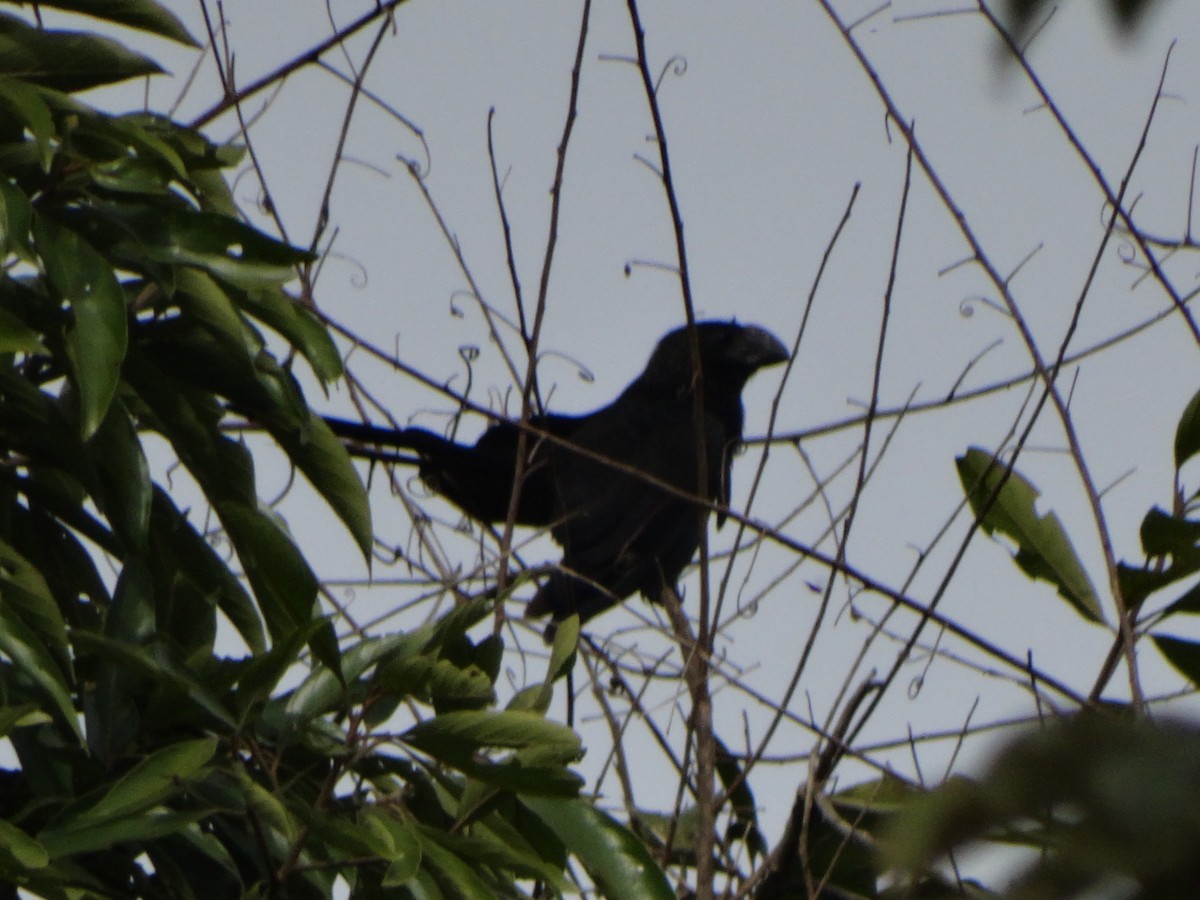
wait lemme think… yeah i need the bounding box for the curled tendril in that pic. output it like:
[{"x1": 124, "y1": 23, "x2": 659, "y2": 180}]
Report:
[
  {"x1": 624, "y1": 257, "x2": 680, "y2": 278},
  {"x1": 537, "y1": 349, "x2": 594, "y2": 384},
  {"x1": 448, "y1": 289, "x2": 478, "y2": 319},
  {"x1": 320, "y1": 250, "x2": 368, "y2": 289},
  {"x1": 397, "y1": 146, "x2": 430, "y2": 180},
  {"x1": 1117, "y1": 240, "x2": 1139, "y2": 264},
  {"x1": 958, "y1": 295, "x2": 1009, "y2": 319},
  {"x1": 1099, "y1": 199, "x2": 1132, "y2": 236},
  {"x1": 907, "y1": 673, "x2": 925, "y2": 700},
  {"x1": 459, "y1": 345, "x2": 481, "y2": 364},
  {"x1": 654, "y1": 55, "x2": 688, "y2": 95}
]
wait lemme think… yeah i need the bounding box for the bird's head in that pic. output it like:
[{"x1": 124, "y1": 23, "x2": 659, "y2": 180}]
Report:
[{"x1": 639, "y1": 321, "x2": 790, "y2": 395}]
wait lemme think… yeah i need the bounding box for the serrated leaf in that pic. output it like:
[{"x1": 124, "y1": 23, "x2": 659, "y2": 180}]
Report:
[
  {"x1": 956, "y1": 447, "x2": 1102, "y2": 623},
  {"x1": 523, "y1": 796, "x2": 674, "y2": 900},
  {"x1": 0, "y1": 12, "x2": 163, "y2": 91},
  {"x1": 33, "y1": 215, "x2": 127, "y2": 438}
]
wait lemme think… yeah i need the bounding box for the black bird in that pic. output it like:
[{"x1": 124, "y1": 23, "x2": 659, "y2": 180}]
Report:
[{"x1": 326, "y1": 321, "x2": 789, "y2": 628}]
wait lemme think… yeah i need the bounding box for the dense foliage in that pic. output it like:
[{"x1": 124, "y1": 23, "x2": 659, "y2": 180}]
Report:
[{"x1": 0, "y1": 3, "x2": 671, "y2": 896}]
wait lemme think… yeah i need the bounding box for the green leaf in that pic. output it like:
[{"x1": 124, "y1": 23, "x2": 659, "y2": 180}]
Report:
[
  {"x1": 0, "y1": 12, "x2": 164, "y2": 91},
  {"x1": 82, "y1": 201, "x2": 312, "y2": 289},
  {"x1": 1174, "y1": 386, "x2": 1200, "y2": 470},
  {"x1": 0, "y1": 537, "x2": 70, "y2": 660},
  {"x1": 87, "y1": 399, "x2": 151, "y2": 552},
  {"x1": 377, "y1": 655, "x2": 496, "y2": 710},
  {"x1": 39, "y1": 811, "x2": 204, "y2": 859},
  {"x1": 215, "y1": 500, "x2": 325, "y2": 658},
  {"x1": 0, "y1": 304, "x2": 44, "y2": 354},
  {"x1": 1153, "y1": 634, "x2": 1200, "y2": 685},
  {"x1": 69, "y1": 738, "x2": 217, "y2": 828},
  {"x1": 149, "y1": 488, "x2": 265, "y2": 653},
  {"x1": 508, "y1": 615, "x2": 576, "y2": 714},
  {"x1": 956, "y1": 447, "x2": 1102, "y2": 623},
  {"x1": 402, "y1": 710, "x2": 582, "y2": 762},
  {"x1": 0, "y1": 75, "x2": 54, "y2": 171},
  {"x1": 241, "y1": 286, "x2": 343, "y2": 383},
  {"x1": 415, "y1": 827, "x2": 497, "y2": 900},
  {"x1": 360, "y1": 808, "x2": 422, "y2": 886},
  {"x1": 0, "y1": 579, "x2": 80, "y2": 743},
  {"x1": 25, "y1": 0, "x2": 198, "y2": 47},
  {"x1": 0, "y1": 817, "x2": 48, "y2": 871},
  {"x1": 523, "y1": 796, "x2": 674, "y2": 900},
  {"x1": 264, "y1": 412, "x2": 372, "y2": 559},
  {"x1": 33, "y1": 215, "x2": 127, "y2": 438},
  {"x1": 0, "y1": 704, "x2": 49, "y2": 739},
  {"x1": 72, "y1": 630, "x2": 238, "y2": 733}
]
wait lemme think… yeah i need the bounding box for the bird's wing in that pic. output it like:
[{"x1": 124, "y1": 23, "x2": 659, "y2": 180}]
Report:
[{"x1": 550, "y1": 398, "x2": 724, "y2": 596}]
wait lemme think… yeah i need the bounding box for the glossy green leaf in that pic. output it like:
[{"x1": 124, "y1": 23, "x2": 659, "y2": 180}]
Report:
[
  {"x1": 0, "y1": 173, "x2": 37, "y2": 268},
  {"x1": 0, "y1": 704, "x2": 49, "y2": 739},
  {"x1": 73, "y1": 738, "x2": 217, "y2": 827},
  {"x1": 39, "y1": 811, "x2": 204, "y2": 859},
  {"x1": 361, "y1": 808, "x2": 422, "y2": 885},
  {"x1": 282, "y1": 632, "x2": 414, "y2": 723},
  {"x1": 0, "y1": 75, "x2": 53, "y2": 170},
  {"x1": 0, "y1": 565, "x2": 80, "y2": 742},
  {"x1": 86, "y1": 399, "x2": 151, "y2": 552},
  {"x1": 0, "y1": 304, "x2": 44, "y2": 354},
  {"x1": 523, "y1": 796, "x2": 674, "y2": 900},
  {"x1": 241, "y1": 286, "x2": 343, "y2": 382},
  {"x1": 73, "y1": 630, "x2": 238, "y2": 733},
  {"x1": 148, "y1": 488, "x2": 265, "y2": 653},
  {"x1": 957, "y1": 447, "x2": 1102, "y2": 623},
  {"x1": 84, "y1": 201, "x2": 312, "y2": 288},
  {"x1": 263, "y1": 412, "x2": 372, "y2": 559},
  {"x1": 0, "y1": 537, "x2": 70, "y2": 658},
  {"x1": 33, "y1": 215, "x2": 127, "y2": 438},
  {"x1": 415, "y1": 827, "x2": 496, "y2": 900},
  {"x1": 30, "y1": 0, "x2": 198, "y2": 47},
  {"x1": 0, "y1": 818, "x2": 48, "y2": 870},
  {"x1": 215, "y1": 500, "x2": 324, "y2": 655},
  {"x1": 0, "y1": 12, "x2": 164, "y2": 91},
  {"x1": 403, "y1": 710, "x2": 582, "y2": 760}
]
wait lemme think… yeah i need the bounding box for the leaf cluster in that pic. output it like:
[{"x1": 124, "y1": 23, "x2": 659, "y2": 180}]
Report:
[{"x1": 0, "y1": 4, "x2": 672, "y2": 897}]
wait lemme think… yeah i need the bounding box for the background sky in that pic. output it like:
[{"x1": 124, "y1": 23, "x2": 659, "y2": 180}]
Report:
[{"x1": 70, "y1": 0, "x2": 1200, "y2": 885}]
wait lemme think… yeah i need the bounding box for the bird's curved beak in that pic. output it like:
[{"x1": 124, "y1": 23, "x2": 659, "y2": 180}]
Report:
[{"x1": 739, "y1": 326, "x2": 790, "y2": 370}]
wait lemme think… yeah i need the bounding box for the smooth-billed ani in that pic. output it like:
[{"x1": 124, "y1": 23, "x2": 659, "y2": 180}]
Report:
[{"x1": 326, "y1": 320, "x2": 789, "y2": 628}]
